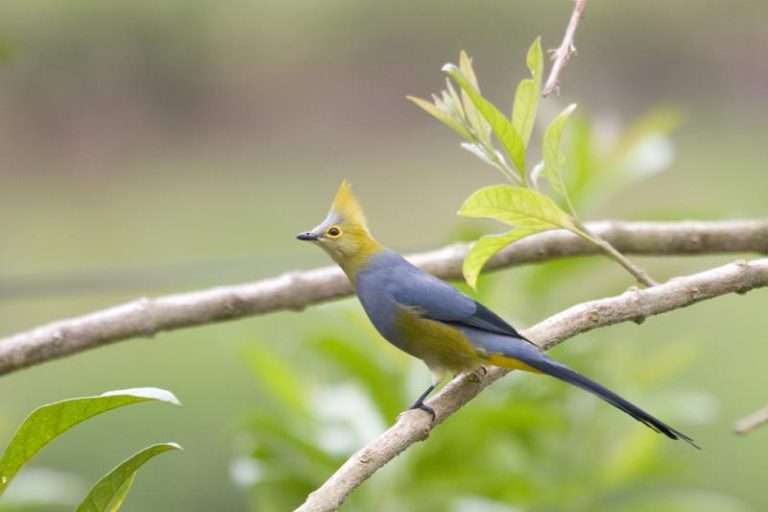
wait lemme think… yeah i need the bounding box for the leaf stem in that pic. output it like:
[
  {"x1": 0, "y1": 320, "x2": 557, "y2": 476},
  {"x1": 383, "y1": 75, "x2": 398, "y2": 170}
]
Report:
[
  {"x1": 574, "y1": 219, "x2": 659, "y2": 287},
  {"x1": 561, "y1": 184, "x2": 578, "y2": 219},
  {"x1": 481, "y1": 141, "x2": 520, "y2": 184}
]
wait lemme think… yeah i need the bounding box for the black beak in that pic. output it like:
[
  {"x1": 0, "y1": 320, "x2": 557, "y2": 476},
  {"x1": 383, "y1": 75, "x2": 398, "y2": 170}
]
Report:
[{"x1": 296, "y1": 231, "x2": 318, "y2": 241}]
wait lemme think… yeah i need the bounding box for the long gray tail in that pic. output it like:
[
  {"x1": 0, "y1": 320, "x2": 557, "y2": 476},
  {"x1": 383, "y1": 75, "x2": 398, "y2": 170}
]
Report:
[{"x1": 521, "y1": 351, "x2": 699, "y2": 448}]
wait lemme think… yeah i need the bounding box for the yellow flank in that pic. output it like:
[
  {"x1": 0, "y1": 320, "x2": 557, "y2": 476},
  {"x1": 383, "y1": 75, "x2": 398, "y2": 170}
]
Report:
[
  {"x1": 393, "y1": 305, "x2": 482, "y2": 374},
  {"x1": 391, "y1": 305, "x2": 544, "y2": 375},
  {"x1": 485, "y1": 354, "x2": 544, "y2": 374}
]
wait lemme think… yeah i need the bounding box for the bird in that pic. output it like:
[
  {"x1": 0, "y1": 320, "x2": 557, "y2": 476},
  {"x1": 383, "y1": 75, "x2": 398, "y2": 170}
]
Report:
[{"x1": 297, "y1": 180, "x2": 697, "y2": 447}]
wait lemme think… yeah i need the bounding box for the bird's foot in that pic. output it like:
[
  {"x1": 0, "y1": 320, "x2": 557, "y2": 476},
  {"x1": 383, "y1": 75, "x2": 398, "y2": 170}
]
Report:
[{"x1": 407, "y1": 401, "x2": 436, "y2": 422}]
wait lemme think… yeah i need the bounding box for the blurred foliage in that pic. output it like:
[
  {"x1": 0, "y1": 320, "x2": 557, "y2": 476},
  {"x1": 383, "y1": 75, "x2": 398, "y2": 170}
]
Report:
[
  {"x1": 564, "y1": 106, "x2": 681, "y2": 216},
  {"x1": 0, "y1": 468, "x2": 86, "y2": 511},
  {"x1": 235, "y1": 279, "x2": 742, "y2": 511},
  {"x1": 0, "y1": 35, "x2": 13, "y2": 61}
]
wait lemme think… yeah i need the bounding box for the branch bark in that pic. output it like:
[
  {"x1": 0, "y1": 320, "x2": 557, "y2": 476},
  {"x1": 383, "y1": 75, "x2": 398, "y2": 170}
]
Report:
[
  {"x1": 542, "y1": 0, "x2": 588, "y2": 97},
  {"x1": 733, "y1": 406, "x2": 768, "y2": 435},
  {"x1": 295, "y1": 258, "x2": 768, "y2": 512},
  {"x1": 1, "y1": 219, "x2": 767, "y2": 377}
]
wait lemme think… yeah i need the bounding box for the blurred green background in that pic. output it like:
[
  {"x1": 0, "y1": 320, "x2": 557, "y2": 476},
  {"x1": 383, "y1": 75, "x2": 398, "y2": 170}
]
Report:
[{"x1": 1, "y1": 1, "x2": 766, "y2": 510}]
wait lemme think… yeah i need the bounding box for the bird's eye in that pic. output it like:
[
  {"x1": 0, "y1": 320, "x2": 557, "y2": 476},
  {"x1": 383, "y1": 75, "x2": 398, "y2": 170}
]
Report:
[{"x1": 326, "y1": 226, "x2": 342, "y2": 238}]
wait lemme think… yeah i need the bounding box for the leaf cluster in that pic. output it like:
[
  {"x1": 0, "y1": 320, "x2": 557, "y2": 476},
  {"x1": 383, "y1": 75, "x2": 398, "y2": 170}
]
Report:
[
  {"x1": 410, "y1": 40, "x2": 675, "y2": 289},
  {"x1": 409, "y1": 39, "x2": 584, "y2": 288}
]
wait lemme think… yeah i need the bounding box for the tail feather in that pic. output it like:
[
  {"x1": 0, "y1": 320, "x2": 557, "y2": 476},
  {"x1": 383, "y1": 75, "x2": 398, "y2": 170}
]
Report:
[{"x1": 511, "y1": 350, "x2": 699, "y2": 448}]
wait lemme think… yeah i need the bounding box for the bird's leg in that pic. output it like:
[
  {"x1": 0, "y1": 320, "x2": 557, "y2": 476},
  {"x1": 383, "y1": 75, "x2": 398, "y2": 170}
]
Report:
[{"x1": 408, "y1": 382, "x2": 437, "y2": 421}]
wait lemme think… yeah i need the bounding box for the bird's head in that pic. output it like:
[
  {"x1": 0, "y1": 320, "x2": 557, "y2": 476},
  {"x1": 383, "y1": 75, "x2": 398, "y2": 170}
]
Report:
[{"x1": 296, "y1": 180, "x2": 381, "y2": 273}]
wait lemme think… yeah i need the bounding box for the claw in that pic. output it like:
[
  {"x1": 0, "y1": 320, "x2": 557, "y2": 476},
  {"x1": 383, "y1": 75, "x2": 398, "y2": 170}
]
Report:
[{"x1": 410, "y1": 402, "x2": 436, "y2": 422}]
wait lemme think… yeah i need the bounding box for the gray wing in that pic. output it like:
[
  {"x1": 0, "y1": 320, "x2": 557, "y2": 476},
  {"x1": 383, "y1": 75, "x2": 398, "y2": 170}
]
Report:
[{"x1": 390, "y1": 262, "x2": 524, "y2": 338}]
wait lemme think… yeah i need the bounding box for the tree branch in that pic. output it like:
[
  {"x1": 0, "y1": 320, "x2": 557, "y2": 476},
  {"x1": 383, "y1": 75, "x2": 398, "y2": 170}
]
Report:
[
  {"x1": 733, "y1": 406, "x2": 768, "y2": 435},
  {"x1": 295, "y1": 258, "x2": 768, "y2": 512},
  {"x1": 1, "y1": 219, "x2": 767, "y2": 377},
  {"x1": 542, "y1": 0, "x2": 587, "y2": 97}
]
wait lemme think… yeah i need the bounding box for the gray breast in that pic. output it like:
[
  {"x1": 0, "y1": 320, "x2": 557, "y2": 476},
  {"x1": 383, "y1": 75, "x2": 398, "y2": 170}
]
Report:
[{"x1": 354, "y1": 250, "x2": 408, "y2": 343}]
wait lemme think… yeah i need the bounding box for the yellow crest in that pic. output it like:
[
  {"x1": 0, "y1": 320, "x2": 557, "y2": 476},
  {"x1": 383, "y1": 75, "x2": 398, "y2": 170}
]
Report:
[{"x1": 330, "y1": 180, "x2": 367, "y2": 227}]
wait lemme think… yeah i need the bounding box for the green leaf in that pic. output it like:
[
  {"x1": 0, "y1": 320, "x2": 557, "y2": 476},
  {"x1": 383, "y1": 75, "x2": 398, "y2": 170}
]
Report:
[
  {"x1": 565, "y1": 112, "x2": 594, "y2": 206},
  {"x1": 0, "y1": 388, "x2": 180, "y2": 496},
  {"x1": 512, "y1": 37, "x2": 543, "y2": 146},
  {"x1": 444, "y1": 78, "x2": 464, "y2": 118},
  {"x1": 407, "y1": 95, "x2": 473, "y2": 141},
  {"x1": 458, "y1": 51, "x2": 489, "y2": 142},
  {"x1": 460, "y1": 185, "x2": 575, "y2": 229},
  {"x1": 104, "y1": 474, "x2": 134, "y2": 512},
  {"x1": 75, "y1": 443, "x2": 181, "y2": 512},
  {"x1": 460, "y1": 185, "x2": 577, "y2": 288},
  {"x1": 542, "y1": 103, "x2": 578, "y2": 206},
  {"x1": 444, "y1": 64, "x2": 526, "y2": 178},
  {"x1": 463, "y1": 228, "x2": 551, "y2": 289}
]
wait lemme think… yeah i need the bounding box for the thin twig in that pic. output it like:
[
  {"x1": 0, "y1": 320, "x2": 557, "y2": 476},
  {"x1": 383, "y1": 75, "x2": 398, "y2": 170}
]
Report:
[
  {"x1": 542, "y1": 0, "x2": 587, "y2": 97},
  {"x1": 540, "y1": 0, "x2": 655, "y2": 286},
  {"x1": 540, "y1": 0, "x2": 657, "y2": 287},
  {"x1": 733, "y1": 406, "x2": 768, "y2": 435},
  {"x1": 1, "y1": 219, "x2": 767, "y2": 377},
  {"x1": 591, "y1": 235, "x2": 659, "y2": 286},
  {"x1": 575, "y1": 220, "x2": 659, "y2": 287},
  {"x1": 296, "y1": 258, "x2": 768, "y2": 512}
]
